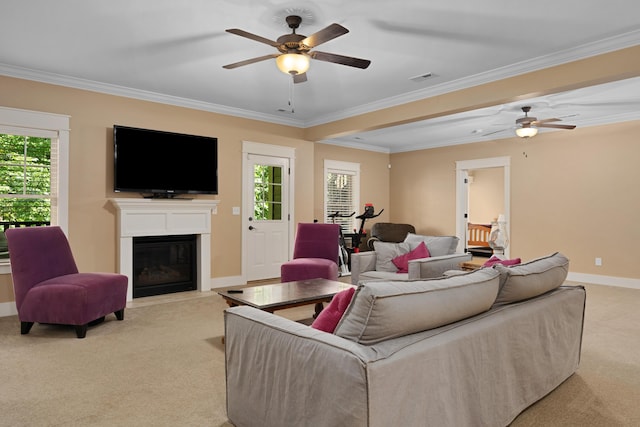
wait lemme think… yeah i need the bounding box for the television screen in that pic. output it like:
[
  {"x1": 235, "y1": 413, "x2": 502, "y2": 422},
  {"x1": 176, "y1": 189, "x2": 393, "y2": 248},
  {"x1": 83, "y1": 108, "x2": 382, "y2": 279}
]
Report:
[{"x1": 114, "y1": 125, "x2": 218, "y2": 197}]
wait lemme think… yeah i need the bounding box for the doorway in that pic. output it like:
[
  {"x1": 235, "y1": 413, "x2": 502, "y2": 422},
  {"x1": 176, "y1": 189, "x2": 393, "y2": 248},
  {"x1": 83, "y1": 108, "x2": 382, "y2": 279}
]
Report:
[
  {"x1": 242, "y1": 142, "x2": 295, "y2": 281},
  {"x1": 455, "y1": 157, "x2": 510, "y2": 258}
]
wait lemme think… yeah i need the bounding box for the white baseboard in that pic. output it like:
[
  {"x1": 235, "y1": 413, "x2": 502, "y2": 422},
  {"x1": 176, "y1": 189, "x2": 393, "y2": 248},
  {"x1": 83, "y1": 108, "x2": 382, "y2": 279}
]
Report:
[
  {"x1": 0, "y1": 301, "x2": 17, "y2": 317},
  {"x1": 567, "y1": 272, "x2": 640, "y2": 290},
  {"x1": 211, "y1": 275, "x2": 245, "y2": 289}
]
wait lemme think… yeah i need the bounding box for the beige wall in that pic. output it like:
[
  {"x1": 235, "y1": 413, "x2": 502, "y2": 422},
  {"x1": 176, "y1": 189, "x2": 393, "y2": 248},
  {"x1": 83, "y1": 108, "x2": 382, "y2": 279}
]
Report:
[
  {"x1": 390, "y1": 119, "x2": 640, "y2": 279},
  {"x1": 468, "y1": 168, "x2": 504, "y2": 224},
  {"x1": 2, "y1": 44, "x2": 639, "y2": 305},
  {"x1": 0, "y1": 75, "x2": 317, "y2": 303}
]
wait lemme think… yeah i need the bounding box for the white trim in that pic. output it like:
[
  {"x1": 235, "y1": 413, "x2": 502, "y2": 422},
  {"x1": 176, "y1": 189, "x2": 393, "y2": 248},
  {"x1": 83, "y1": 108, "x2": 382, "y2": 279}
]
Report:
[
  {"x1": 455, "y1": 157, "x2": 511, "y2": 257},
  {"x1": 110, "y1": 198, "x2": 219, "y2": 301},
  {"x1": 211, "y1": 275, "x2": 245, "y2": 289},
  {"x1": 0, "y1": 106, "x2": 69, "y2": 234},
  {"x1": 567, "y1": 272, "x2": 640, "y2": 290},
  {"x1": 324, "y1": 160, "x2": 361, "y2": 230},
  {"x1": 0, "y1": 301, "x2": 18, "y2": 317}
]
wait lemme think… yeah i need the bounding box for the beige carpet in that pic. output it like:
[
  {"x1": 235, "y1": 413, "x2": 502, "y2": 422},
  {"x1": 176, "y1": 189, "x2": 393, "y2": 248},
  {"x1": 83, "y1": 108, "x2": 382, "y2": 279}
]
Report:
[{"x1": 0, "y1": 282, "x2": 638, "y2": 427}]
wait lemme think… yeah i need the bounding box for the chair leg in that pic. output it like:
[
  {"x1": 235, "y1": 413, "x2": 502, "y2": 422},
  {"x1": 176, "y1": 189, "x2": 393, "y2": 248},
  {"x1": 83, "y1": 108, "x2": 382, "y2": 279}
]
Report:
[
  {"x1": 75, "y1": 324, "x2": 88, "y2": 339},
  {"x1": 114, "y1": 309, "x2": 124, "y2": 321},
  {"x1": 20, "y1": 321, "x2": 34, "y2": 335}
]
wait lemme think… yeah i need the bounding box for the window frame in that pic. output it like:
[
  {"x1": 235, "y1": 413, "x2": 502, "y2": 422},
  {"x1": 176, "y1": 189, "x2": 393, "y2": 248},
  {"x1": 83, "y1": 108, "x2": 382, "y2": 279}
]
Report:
[
  {"x1": 0, "y1": 106, "x2": 69, "y2": 274},
  {"x1": 324, "y1": 160, "x2": 360, "y2": 231}
]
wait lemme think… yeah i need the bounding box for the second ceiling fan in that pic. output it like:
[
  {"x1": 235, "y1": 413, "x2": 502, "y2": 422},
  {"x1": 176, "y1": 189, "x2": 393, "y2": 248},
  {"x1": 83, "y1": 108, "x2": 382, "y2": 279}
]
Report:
[
  {"x1": 223, "y1": 15, "x2": 371, "y2": 83},
  {"x1": 486, "y1": 106, "x2": 577, "y2": 138}
]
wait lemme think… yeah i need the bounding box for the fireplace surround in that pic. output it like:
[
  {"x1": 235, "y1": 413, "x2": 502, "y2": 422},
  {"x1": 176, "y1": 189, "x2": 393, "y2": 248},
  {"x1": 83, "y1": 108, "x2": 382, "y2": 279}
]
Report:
[{"x1": 110, "y1": 198, "x2": 219, "y2": 301}]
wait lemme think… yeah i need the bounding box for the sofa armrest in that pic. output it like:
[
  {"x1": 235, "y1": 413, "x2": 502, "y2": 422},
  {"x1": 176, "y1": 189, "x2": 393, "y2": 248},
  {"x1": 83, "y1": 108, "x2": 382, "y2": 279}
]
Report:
[
  {"x1": 408, "y1": 252, "x2": 472, "y2": 279},
  {"x1": 350, "y1": 250, "x2": 378, "y2": 285},
  {"x1": 224, "y1": 306, "x2": 371, "y2": 427}
]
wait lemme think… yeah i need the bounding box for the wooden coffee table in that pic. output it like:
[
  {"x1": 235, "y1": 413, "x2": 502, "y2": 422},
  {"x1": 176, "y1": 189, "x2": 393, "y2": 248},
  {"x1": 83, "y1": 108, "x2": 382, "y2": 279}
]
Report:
[{"x1": 218, "y1": 278, "x2": 355, "y2": 317}]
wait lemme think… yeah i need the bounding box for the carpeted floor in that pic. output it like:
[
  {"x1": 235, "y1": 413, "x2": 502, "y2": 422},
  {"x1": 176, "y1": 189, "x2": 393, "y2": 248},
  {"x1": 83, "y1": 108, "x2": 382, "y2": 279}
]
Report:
[{"x1": 0, "y1": 282, "x2": 638, "y2": 426}]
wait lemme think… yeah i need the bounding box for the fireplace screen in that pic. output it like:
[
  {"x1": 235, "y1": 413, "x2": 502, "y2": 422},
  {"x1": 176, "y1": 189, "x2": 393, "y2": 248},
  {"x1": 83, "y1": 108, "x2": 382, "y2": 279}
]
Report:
[{"x1": 132, "y1": 234, "x2": 196, "y2": 298}]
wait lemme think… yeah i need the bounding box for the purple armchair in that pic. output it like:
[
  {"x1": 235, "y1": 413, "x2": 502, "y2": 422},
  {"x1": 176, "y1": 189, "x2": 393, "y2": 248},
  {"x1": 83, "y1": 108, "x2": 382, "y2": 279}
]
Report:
[
  {"x1": 280, "y1": 223, "x2": 340, "y2": 283},
  {"x1": 5, "y1": 226, "x2": 128, "y2": 338}
]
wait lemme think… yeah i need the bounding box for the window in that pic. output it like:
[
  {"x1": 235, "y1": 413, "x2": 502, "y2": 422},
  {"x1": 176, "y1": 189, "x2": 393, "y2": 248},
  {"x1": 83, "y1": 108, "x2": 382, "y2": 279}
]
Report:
[
  {"x1": 253, "y1": 164, "x2": 283, "y2": 220},
  {"x1": 0, "y1": 107, "x2": 69, "y2": 272},
  {"x1": 0, "y1": 132, "x2": 54, "y2": 225},
  {"x1": 324, "y1": 160, "x2": 360, "y2": 232}
]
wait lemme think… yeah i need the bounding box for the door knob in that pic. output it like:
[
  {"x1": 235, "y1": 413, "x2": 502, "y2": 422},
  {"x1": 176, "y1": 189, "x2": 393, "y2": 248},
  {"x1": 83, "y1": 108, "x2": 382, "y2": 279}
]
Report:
[{"x1": 248, "y1": 225, "x2": 255, "y2": 231}]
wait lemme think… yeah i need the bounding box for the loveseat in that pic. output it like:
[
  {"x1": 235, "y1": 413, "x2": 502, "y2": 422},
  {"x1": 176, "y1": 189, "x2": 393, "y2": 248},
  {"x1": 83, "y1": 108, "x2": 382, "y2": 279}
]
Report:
[
  {"x1": 224, "y1": 252, "x2": 585, "y2": 427},
  {"x1": 350, "y1": 232, "x2": 472, "y2": 284}
]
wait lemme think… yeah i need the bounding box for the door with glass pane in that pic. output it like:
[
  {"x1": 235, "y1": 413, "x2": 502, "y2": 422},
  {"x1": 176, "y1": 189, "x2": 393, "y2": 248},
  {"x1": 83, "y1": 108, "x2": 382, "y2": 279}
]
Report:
[{"x1": 245, "y1": 154, "x2": 289, "y2": 281}]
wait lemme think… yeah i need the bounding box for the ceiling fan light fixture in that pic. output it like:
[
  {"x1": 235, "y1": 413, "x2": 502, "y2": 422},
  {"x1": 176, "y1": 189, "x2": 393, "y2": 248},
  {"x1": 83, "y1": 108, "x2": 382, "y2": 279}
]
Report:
[
  {"x1": 515, "y1": 126, "x2": 538, "y2": 138},
  {"x1": 276, "y1": 53, "x2": 310, "y2": 75}
]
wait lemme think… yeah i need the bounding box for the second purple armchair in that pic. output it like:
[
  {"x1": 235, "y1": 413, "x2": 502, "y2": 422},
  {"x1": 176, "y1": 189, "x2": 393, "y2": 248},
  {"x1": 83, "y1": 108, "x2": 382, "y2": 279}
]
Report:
[{"x1": 280, "y1": 223, "x2": 340, "y2": 283}]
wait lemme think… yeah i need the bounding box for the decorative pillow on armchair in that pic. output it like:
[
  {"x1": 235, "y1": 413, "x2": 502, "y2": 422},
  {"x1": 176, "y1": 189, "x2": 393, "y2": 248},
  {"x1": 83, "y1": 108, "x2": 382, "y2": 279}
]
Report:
[
  {"x1": 392, "y1": 241, "x2": 430, "y2": 273},
  {"x1": 373, "y1": 241, "x2": 411, "y2": 272}
]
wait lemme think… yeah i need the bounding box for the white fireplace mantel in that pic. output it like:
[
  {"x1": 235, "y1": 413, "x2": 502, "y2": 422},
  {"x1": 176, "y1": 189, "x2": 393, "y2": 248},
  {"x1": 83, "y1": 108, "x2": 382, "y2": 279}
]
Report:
[{"x1": 110, "y1": 198, "x2": 219, "y2": 301}]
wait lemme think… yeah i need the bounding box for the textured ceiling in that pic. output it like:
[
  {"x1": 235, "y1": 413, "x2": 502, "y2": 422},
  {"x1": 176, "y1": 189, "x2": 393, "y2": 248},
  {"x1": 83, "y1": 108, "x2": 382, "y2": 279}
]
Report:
[{"x1": 1, "y1": 0, "x2": 639, "y2": 152}]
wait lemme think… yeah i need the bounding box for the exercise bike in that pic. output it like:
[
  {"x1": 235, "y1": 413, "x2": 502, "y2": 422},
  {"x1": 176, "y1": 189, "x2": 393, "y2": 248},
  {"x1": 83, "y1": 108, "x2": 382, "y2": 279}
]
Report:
[
  {"x1": 328, "y1": 211, "x2": 355, "y2": 277},
  {"x1": 351, "y1": 204, "x2": 384, "y2": 253}
]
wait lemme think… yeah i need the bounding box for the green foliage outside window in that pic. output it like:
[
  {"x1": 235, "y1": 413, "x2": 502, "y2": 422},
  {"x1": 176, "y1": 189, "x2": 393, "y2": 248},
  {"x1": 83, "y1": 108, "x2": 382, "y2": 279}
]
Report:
[
  {"x1": 0, "y1": 134, "x2": 51, "y2": 223},
  {"x1": 254, "y1": 165, "x2": 282, "y2": 220}
]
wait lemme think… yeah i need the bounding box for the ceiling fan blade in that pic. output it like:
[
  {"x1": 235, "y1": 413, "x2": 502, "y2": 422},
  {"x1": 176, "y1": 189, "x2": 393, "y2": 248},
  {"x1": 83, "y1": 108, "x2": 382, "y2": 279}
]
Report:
[
  {"x1": 293, "y1": 73, "x2": 308, "y2": 84},
  {"x1": 222, "y1": 54, "x2": 279, "y2": 69},
  {"x1": 483, "y1": 128, "x2": 511, "y2": 137},
  {"x1": 532, "y1": 118, "x2": 561, "y2": 125},
  {"x1": 226, "y1": 29, "x2": 279, "y2": 47},
  {"x1": 310, "y1": 51, "x2": 371, "y2": 69},
  {"x1": 301, "y1": 23, "x2": 349, "y2": 48},
  {"x1": 537, "y1": 123, "x2": 576, "y2": 130}
]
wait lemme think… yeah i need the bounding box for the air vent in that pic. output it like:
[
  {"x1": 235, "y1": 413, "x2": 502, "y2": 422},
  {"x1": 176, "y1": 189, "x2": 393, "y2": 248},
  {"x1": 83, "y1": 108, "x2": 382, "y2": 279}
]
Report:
[{"x1": 409, "y1": 72, "x2": 433, "y2": 83}]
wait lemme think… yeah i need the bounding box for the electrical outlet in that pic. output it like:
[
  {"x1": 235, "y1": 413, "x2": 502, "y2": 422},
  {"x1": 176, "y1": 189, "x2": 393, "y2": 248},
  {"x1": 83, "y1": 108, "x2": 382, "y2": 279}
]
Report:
[{"x1": 595, "y1": 257, "x2": 602, "y2": 266}]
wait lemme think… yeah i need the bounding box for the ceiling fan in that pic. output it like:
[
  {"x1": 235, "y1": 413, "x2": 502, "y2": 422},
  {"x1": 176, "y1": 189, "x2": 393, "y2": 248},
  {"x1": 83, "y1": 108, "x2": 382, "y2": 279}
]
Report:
[
  {"x1": 222, "y1": 15, "x2": 371, "y2": 83},
  {"x1": 485, "y1": 106, "x2": 577, "y2": 138}
]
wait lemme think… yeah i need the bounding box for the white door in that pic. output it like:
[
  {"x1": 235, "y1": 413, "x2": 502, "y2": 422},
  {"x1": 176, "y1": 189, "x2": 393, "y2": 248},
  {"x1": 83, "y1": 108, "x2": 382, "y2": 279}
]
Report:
[{"x1": 244, "y1": 153, "x2": 290, "y2": 281}]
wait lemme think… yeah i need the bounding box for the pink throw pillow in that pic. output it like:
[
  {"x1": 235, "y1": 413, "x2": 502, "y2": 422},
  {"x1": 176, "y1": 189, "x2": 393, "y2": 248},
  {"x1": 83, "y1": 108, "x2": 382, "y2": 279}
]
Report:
[
  {"x1": 482, "y1": 255, "x2": 521, "y2": 268},
  {"x1": 392, "y1": 241, "x2": 430, "y2": 273},
  {"x1": 311, "y1": 287, "x2": 356, "y2": 333}
]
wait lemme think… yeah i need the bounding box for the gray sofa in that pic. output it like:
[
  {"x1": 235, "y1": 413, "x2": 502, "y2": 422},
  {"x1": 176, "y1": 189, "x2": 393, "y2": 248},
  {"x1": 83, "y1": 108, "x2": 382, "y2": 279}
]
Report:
[
  {"x1": 224, "y1": 252, "x2": 585, "y2": 427},
  {"x1": 351, "y1": 232, "x2": 472, "y2": 284}
]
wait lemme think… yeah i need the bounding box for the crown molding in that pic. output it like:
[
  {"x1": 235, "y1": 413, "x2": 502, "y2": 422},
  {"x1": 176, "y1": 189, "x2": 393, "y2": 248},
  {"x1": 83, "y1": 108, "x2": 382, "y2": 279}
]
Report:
[
  {"x1": 1, "y1": 29, "x2": 638, "y2": 132},
  {"x1": 0, "y1": 63, "x2": 305, "y2": 128},
  {"x1": 306, "y1": 29, "x2": 640, "y2": 127}
]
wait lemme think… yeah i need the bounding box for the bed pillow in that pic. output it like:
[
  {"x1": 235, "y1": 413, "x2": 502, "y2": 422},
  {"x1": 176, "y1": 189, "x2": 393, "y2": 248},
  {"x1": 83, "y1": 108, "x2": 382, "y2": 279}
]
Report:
[
  {"x1": 334, "y1": 268, "x2": 500, "y2": 344},
  {"x1": 373, "y1": 241, "x2": 410, "y2": 272},
  {"x1": 311, "y1": 287, "x2": 356, "y2": 333},
  {"x1": 392, "y1": 241, "x2": 430, "y2": 273},
  {"x1": 403, "y1": 233, "x2": 459, "y2": 256},
  {"x1": 494, "y1": 252, "x2": 569, "y2": 305}
]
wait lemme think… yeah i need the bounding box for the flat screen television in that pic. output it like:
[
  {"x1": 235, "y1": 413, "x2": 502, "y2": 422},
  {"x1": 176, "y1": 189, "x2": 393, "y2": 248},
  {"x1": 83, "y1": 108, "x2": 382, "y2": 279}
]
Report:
[{"x1": 113, "y1": 125, "x2": 218, "y2": 198}]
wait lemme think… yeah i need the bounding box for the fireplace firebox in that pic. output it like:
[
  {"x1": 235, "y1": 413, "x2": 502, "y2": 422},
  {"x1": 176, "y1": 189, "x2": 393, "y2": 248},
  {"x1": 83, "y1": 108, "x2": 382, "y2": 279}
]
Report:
[{"x1": 133, "y1": 234, "x2": 197, "y2": 298}]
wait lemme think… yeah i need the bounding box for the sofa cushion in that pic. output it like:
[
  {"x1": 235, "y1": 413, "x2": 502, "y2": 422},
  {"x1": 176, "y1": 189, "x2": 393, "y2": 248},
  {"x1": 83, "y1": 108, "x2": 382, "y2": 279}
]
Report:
[
  {"x1": 404, "y1": 233, "x2": 459, "y2": 257},
  {"x1": 392, "y1": 241, "x2": 430, "y2": 273},
  {"x1": 311, "y1": 287, "x2": 356, "y2": 333},
  {"x1": 493, "y1": 252, "x2": 569, "y2": 305},
  {"x1": 373, "y1": 241, "x2": 410, "y2": 272},
  {"x1": 334, "y1": 268, "x2": 500, "y2": 344}
]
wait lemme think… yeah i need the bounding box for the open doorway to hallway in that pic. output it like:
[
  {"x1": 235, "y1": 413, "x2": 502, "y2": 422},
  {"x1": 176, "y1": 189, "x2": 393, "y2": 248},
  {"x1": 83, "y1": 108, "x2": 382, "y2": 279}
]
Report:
[{"x1": 455, "y1": 157, "x2": 511, "y2": 259}]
